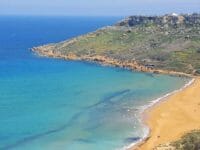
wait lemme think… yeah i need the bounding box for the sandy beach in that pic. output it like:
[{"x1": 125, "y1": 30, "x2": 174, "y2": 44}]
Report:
[{"x1": 131, "y1": 77, "x2": 200, "y2": 150}]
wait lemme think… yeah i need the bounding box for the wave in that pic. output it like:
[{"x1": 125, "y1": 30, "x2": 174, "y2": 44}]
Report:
[{"x1": 119, "y1": 78, "x2": 195, "y2": 150}]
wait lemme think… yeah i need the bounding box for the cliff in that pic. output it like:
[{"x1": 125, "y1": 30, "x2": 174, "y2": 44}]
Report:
[
  {"x1": 116, "y1": 13, "x2": 200, "y2": 27},
  {"x1": 33, "y1": 13, "x2": 200, "y2": 75}
]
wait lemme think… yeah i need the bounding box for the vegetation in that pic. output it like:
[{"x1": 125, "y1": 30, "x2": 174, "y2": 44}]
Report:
[
  {"x1": 172, "y1": 130, "x2": 200, "y2": 150},
  {"x1": 34, "y1": 13, "x2": 200, "y2": 75},
  {"x1": 154, "y1": 130, "x2": 200, "y2": 150}
]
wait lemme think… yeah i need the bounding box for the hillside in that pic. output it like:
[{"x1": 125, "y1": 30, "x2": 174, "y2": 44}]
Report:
[
  {"x1": 155, "y1": 130, "x2": 200, "y2": 150},
  {"x1": 33, "y1": 13, "x2": 200, "y2": 75}
]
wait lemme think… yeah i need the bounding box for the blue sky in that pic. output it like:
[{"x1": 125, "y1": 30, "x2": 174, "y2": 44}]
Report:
[{"x1": 0, "y1": 0, "x2": 200, "y2": 16}]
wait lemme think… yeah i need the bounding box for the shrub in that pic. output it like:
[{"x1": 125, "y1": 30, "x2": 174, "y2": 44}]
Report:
[
  {"x1": 172, "y1": 130, "x2": 200, "y2": 150},
  {"x1": 197, "y1": 48, "x2": 200, "y2": 53}
]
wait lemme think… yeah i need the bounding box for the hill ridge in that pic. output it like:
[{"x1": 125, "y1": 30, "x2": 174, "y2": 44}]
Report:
[{"x1": 33, "y1": 13, "x2": 200, "y2": 76}]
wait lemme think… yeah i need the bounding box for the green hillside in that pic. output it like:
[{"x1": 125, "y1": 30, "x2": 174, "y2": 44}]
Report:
[{"x1": 33, "y1": 13, "x2": 200, "y2": 75}]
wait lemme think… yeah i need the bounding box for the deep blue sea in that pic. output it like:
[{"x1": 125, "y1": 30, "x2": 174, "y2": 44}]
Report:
[{"x1": 0, "y1": 16, "x2": 189, "y2": 150}]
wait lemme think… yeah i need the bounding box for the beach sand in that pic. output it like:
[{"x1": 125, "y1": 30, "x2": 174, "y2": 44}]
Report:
[{"x1": 132, "y1": 77, "x2": 200, "y2": 150}]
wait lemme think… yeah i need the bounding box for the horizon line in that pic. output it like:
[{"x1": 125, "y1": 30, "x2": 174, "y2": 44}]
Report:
[{"x1": 0, "y1": 11, "x2": 199, "y2": 18}]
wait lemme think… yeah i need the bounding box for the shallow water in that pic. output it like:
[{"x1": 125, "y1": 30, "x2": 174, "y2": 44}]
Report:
[{"x1": 0, "y1": 16, "x2": 189, "y2": 150}]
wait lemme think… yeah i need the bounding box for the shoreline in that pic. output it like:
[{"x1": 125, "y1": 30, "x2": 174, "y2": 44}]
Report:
[
  {"x1": 32, "y1": 48, "x2": 199, "y2": 150},
  {"x1": 32, "y1": 47, "x2": 193, "y2": 78},
  {"x1": 133, "y1": 77, "x2": 200, "y2": 150},
  {"x1": 126, "y1": 78, "x2": 195, "y2": 150}
]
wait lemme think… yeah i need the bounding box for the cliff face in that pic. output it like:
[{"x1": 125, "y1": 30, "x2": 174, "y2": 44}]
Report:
[
  {"x1": 116, "y1": 13, "x2": 200, "y2": 27},
  {"x1": 33, "y1": 13, "x2": 200, "y2": 75}
]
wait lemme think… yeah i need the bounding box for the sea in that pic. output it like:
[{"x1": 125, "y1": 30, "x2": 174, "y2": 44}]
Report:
[{"x1": 0, "y1": 16, "x2": 190, "y2": 150}]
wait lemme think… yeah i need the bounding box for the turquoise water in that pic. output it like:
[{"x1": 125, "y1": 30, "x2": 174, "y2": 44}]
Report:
[{"x1": 0, "y1": 16, "x2": 189, "y2": 150}]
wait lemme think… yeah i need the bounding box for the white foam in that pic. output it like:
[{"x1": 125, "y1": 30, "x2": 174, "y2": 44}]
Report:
[{"x1": 117, "y1": 78, "x2": 195, "y2": 150}]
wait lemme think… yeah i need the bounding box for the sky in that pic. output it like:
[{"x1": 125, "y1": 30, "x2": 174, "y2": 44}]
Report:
[{"x1": 0, "y1": 0, "x2": 200, "y2": 16}]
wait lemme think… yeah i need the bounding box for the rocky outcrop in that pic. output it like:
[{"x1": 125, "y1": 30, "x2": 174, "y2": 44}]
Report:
[
  {"x1": 32, "y1": 46, "x2": 191, "y2": 77},
  {"x1": 116, "y1": 13, "x2": 200, "y2": 27}
]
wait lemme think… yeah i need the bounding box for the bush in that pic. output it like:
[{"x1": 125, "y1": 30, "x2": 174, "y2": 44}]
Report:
[
  {"x1": 195, "y1": 69, "x2": 200, "y2": 75},
  {"x1": 172, "y1": 130, "x2": 200, "y2": 150}
]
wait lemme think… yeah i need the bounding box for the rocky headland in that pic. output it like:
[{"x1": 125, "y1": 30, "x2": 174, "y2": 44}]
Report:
[{"x1": 33, "y1": 13, "x2": 200, "y2": 76}]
